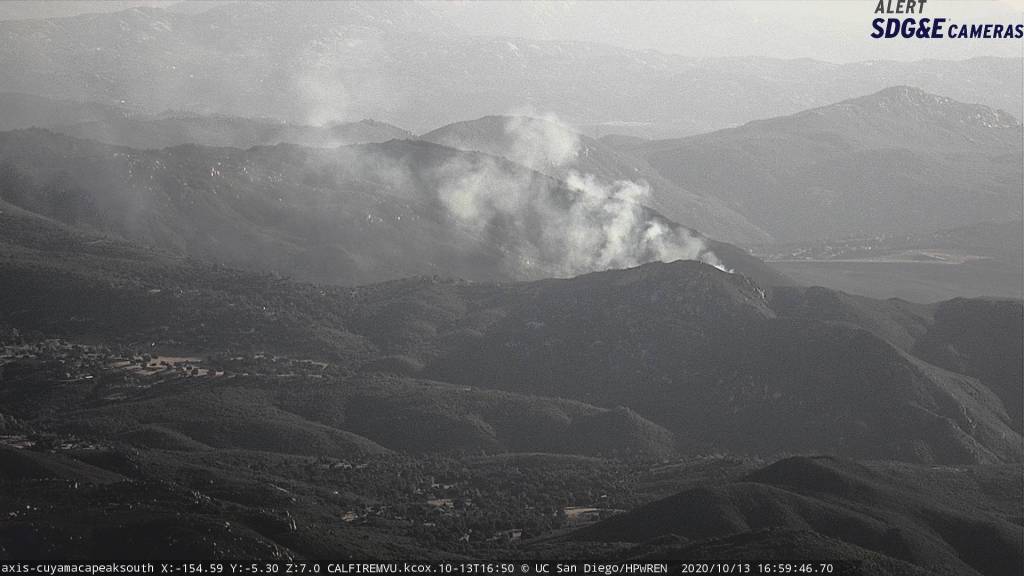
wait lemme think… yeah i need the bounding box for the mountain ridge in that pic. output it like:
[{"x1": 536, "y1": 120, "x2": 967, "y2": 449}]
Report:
[
  {"x1": 420, "y1": 114, "x2": 774, "y2": 244},
  {"x1": 0, "y1": 4, "x2": 1020, "y2": 135},
  {"x1": 570, "y1": 456, "x2": 1022, "y2": 576},
  {"x1": 638, "y1": 86, "x2": 1023, "y2": 242},
  {"x1": 0, "y1": 127, "x2": 785, "y2": 286}
]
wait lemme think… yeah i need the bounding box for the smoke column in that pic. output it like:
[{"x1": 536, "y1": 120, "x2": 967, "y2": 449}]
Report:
[{"x1": 433, "y1": 114, "x2": 727, "y2": 277}]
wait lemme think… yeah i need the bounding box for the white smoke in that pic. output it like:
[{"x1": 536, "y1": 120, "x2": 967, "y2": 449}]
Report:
[
  {"x1": 293, "y1": 52, "x2": 350, "y2": 127},
  {"x1": 433, "y1": 113, "x2": 727, "y2": 277},
  {"x1": 502, "y1": 112, "x2": 580, "y2": 169}
]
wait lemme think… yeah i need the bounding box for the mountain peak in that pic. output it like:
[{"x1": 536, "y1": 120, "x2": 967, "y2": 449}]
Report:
[
  {"x1": 860, "y1": 85, "x2": 959, "y2": 110},
  {"x1": 836, "y1": 85, "x2": 1020, "y2": 128},
  {"x1": 874, "y1": 84, "x2": 936, "y2": 99}
]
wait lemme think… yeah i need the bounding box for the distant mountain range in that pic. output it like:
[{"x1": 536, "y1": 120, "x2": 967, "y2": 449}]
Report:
[
  {"x1": 0, "y1": 128, "x2": 782, "y2": 286},
  {"x1": 632, "y1": 86, "x2": 1023, "y2": 242},
  {"x1": 56, "y1": 116, "x2": 412, "y2": 150},
  {"x1": 0, "y1": 93, "x2": 412, "y2": 148},
  {"x1": 0, "y1": 92, "x2": 136, "y2": 132},
  {"x1": 0, "y1": 85, "x2": 1018, "y2": 301},
  {"x1": 0, "y1": 86, "x2": 1017, "y2": 303},
  {"x1": 0, "y1": 3, "x2": 1019, "y2": 135},
  {"x1": 420, "y1": 115, "x2": 772, "y2": 244}
]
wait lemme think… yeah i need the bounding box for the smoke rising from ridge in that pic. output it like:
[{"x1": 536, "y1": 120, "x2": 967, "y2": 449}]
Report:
[
  {"x1": 502, "y1": 113, "x2": 580, "y2": 169},
  {"x1": 432, "y1": 114, "x2": 725, "y2": 277}
]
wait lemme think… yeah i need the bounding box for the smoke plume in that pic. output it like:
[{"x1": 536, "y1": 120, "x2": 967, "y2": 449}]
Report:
[{"x1": 433, "y1": 114, "x2": 726, "y2": 278}]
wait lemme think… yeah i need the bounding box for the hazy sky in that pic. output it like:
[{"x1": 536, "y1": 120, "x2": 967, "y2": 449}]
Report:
[
  {"x1": 1, "y1": 0, "x2": 1022, "y2": 62},
  {"x1": 430, "y1": 0, "x2": 1024, "y2": 61}
]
